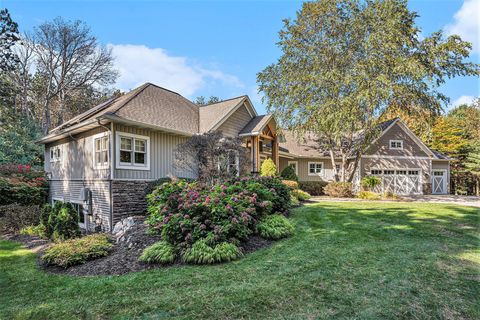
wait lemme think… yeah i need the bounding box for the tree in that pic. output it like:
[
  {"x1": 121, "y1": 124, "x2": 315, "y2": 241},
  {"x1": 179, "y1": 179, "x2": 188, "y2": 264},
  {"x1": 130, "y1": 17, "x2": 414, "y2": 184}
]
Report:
[
  {"x1": 0, "y1": 8, "x2": 19, "y2": 72},
  {"x1": 280, "y1": 165, "x2": 298, "y2": 181},
  {"x1": 174, "y1": 131, "x2": 249, "y2": 184},
  {"x1": 257, "y1": 0, "x2": 479, "y2": 182},
  {"x1": 29, "y1": 17, "x2": 118, "y2": 133},
  {"x1": 195, "y1": 96, "x2": 221, "y2": 106}
]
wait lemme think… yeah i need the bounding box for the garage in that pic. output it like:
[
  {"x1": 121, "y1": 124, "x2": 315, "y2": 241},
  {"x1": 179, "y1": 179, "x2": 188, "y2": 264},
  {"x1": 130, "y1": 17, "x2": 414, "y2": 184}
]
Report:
[{"x1": 370, "y1": 169, "x2": 422, "y2": 195}]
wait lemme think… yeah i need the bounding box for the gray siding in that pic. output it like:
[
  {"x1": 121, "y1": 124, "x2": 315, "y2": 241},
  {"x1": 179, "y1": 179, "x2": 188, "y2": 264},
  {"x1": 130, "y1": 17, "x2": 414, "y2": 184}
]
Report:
[
  {"x1": 49, "y1": 180, "x2": 111, "y2": 231},
  {"x1": 217, "y1": 105, "x2": 253, "y2": 137},
  {"x1": 366, "y1": 123, "x2": 428, "y2": 157},
  {"x1": 45, "y1": 127, "x2": 110, "y2": 180},
  {"x1": 279, "y1": 157, "x2": 337, "y2": 182},
  {"x1": 113, "y1": 124, "x2": 196, "y2": 180}
]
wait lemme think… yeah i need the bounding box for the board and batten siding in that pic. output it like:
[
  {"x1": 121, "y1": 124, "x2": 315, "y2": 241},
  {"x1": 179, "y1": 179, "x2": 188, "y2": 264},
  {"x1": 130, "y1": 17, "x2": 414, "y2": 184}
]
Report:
[
  {"x1": 49, "y1": 180, "x2": 111, "y2": 231},
  {"x1": 217, "y1": 104, "x2": 253, "y2": 137},
  {"x1": 113, "y1": 124, "x2": 196, "y2": 180},
  {"x1": 45, "y1": 127, "x2": 110, "y2": 180},
  {"x1": 365, "y1": 122, "x2": 428, "y2": 157}
]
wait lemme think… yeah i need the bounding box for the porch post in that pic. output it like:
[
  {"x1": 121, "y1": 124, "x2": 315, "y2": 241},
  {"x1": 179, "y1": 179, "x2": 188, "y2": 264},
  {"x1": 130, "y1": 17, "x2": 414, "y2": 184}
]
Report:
[
  {"x1": 251, "y1": 136, "x2": 260, "y2": 173},
  {"x1": 272, "y1": 135, "x2": 279, "y2": 172}
]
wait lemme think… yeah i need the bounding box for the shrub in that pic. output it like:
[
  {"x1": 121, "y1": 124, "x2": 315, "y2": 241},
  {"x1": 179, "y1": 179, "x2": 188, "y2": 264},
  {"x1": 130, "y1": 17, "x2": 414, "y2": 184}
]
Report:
[
  {"x1": 357, "y1": 191, "x2": 381, "y2": 200},
  {"x1": 42, "y1": 234, "x2": 112, "y2": 268},
  {"x1": 298, "y1": 181, "x2": 328, "y2": 196},
  {"x1": 182, "y1": 239, "x2": 243, "y2": 264},
  {"x1": 361, "y1": 175, "x2": 381, "y2": 191},
  {"x1": 44, "y1": 202, "x2": 81, "y2": 241},
  {"x1": 324, "y1": 182, "x2": 353, "y2": 198},
  {"x1": 139, "y1": 241, "x2": 176, "y2": 264},
  {"x1": 0, "y1": 204, "x2": 41, "y2": 233},
  {"x1": 280, "y1": 165, "x2": 298, "y2": 181},
  {"x1": 383, "y1": 191, "x2": 401, "y2": 200},
  {"x1": 291, "y1": 189, "x2": 311, "y2": 201},
  {"x1": 257, "y1": 215, "x2": 295, "y2": 240},
  {"x1": 290, "y1": 195, "x2": 300, "y2": 207},
  {"x1": 282, "y1": 180, "x2": 299, "y2": 190},
  {"x1": 260, "y1": 158, "x2": 277, "y2": 177},
  {"x1": 257, "y1": 177, "x2": 291, "y2": 214},
  {"x1": 0, "y1": 178, "x2": 48, "y2": 206},
  {"x1": 20, "y1": 224, "x2": 46, "y2": 237}
]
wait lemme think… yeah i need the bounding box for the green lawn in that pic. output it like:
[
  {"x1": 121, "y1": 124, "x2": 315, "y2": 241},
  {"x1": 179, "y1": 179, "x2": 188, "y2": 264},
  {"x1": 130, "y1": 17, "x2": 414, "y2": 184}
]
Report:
[{"x1": 1, "y1": 202, "x2": 479, "y2": 319}]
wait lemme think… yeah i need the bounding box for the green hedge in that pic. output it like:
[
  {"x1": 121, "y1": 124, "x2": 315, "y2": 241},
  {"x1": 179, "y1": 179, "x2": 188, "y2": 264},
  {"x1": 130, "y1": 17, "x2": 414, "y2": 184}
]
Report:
[
  {"x1": 0, "y1": 178, "x2": 48, "y2": 206},
  {"x1": 298, "y1": 181, "x2": 327, "y2": 196}
]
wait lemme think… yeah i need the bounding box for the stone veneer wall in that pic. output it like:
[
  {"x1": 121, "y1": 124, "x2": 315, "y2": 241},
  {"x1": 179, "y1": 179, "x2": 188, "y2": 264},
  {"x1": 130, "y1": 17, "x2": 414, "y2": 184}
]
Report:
[{"x1": 111, "y1": 180, "x2": 150, "y2": 224}]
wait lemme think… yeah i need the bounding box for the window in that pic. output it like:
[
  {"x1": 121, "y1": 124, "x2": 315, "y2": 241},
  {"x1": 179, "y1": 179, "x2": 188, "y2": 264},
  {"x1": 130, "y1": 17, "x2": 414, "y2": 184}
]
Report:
[
  {"x1": 308, "y1": 162, "x2": 323, "y2": 175},
  {"x1": 396, "y1": 170, "x2": 407, "y2": 175},
  {"x1": 408, "y1": 170, "x2": 419, "y2": 175},
  {"x1": 116, "y1": 132, "x2": 150, "y2": 170},
  {"x1": 52, "y1": 198, "x2": 85, "y2": 228},
  {"x1": 383, "y1": 170, "x2": 395, "y2": 175},
  {"x1": 93, "y1": 133, "x2": 109, "y2": 168},
  {"x1": 389, "y1": 140, "x2": 403, "y2": 150},
  {"x1": 288, "y1": 161, "x2": 298, "y2": 175},
  {"x1": 50, "y1": 146, "x2": 62, "y2": 162},
  {"x1": 433, "y1": 171, "x2": 444, "y2": 176},
  {"x1": 371, "y1": 169, "x2": 382, "y2": 175},
  {"x1": 217, "y1": 150, "x2": 239, "y2": 176}
]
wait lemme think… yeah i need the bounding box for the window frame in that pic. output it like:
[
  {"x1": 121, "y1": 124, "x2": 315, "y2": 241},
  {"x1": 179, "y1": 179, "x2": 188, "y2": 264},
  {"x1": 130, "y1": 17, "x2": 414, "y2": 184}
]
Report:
[
  {"x1": 93, "y1": 132, "x2": 110, "y2": 169},
  {"x1": 217, "y1": 150, "x2": 240, "y2": 176},
  {"x1": 389, "y1": 139, "x2": 404, "y2": 150},
  {"x1": 51, "y1": 197, "x2": 86, "y2": 229},
  {"x1": 115, "y1": 132, "x2": 150, "y2": 170},
  {"x1": 49, "y1": 145, "x2": 62, "y2": 163},
  {"x1": 308, "y1": 161, "x2": 324, "y2": 176},
  {"x1": 287, "y1": 161, "x2": 298, "y2": 175}
]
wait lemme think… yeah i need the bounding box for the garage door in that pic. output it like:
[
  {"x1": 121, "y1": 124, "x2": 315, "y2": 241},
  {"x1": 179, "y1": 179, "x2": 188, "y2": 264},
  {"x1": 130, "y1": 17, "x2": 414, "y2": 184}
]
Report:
[{"x1": 370, "y1": 169, "x2": 421, "y2": 195}]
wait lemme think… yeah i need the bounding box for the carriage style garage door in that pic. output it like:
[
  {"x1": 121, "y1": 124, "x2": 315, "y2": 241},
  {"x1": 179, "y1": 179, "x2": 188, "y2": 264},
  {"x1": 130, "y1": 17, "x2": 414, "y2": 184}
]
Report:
[
  {"x1": 432, "y1": 170, "x2": 447, "y2": 194},
  {"x1": 371, "y1": 169, "x2": 422, "y2": 195}
]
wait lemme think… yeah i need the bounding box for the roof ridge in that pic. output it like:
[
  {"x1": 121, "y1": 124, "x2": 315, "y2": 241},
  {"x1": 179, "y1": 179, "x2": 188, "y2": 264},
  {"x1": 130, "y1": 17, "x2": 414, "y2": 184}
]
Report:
[{"x1": 200, "y1": 95, "x2": 247, "y2": 107}]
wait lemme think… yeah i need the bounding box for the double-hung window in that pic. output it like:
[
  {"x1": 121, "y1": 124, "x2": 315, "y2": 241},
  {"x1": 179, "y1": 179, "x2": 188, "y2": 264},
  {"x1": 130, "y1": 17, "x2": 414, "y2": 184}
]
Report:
[
  {"x1": 50, "y1": 146, "x2": 62, "y2": 162},
  {"x1": 93, "y1": 133, "x2": 109, "y2": 168},
  {"x1": 116, "y1": 132, "x2": 150, "y2": 170},
  {"x1": 217, "y1": 150, "x2": 239, "y2": 176},
  {"x1": 308, "y1": 162, "x2": 323, "y2": 176}
]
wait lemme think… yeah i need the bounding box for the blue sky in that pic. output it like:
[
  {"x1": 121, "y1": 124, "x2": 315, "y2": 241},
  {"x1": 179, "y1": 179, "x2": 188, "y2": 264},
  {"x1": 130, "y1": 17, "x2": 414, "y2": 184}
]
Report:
[{"x1": 3, "y1": 0, "x2": 479, "y2": 114}]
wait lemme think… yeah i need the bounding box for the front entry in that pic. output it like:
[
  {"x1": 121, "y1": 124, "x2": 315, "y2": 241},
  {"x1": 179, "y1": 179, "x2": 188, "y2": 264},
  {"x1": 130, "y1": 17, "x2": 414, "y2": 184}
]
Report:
[{"x1": 432, "y1": 170, "x2": 447, "y2": 194}]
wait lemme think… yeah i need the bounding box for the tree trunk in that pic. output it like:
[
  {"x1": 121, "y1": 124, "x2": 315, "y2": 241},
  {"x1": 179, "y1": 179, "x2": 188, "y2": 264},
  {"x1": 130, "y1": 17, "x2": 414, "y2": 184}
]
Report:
[
  {"x1": 347, "y1": 151, "x2": 361, "y2": 182},
  {"x1": 329, "y1": 149, "x2": 338, "y2": 182}
]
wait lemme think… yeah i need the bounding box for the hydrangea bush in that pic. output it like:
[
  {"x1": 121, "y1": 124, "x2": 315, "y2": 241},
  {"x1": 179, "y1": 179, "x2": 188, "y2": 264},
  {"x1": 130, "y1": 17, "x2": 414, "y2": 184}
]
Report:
[{"x1": 146, "y1": 176, "x2": 291, "y2": 250}]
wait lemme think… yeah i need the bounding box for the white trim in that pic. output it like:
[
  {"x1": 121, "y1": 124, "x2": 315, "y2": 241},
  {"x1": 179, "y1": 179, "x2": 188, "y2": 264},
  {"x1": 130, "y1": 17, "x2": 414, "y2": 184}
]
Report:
[
  {"x1": 287, "y1": 161, "x2": 298, "y2": 175},
  {"x1": 115, "y1": 131, "x2": 150, "y2": 171},
  {"x1": 92, "y1": 132, "x2": 110, "y2": 169},
  {"x1": 362, "y1": 155, "x2": 431, "y2": 160},
  {"x1": 307, "y1": 161, "x2": 324, "y2": 176},
  {"x1": 49, "y1": 145, "x2": 62, "y2": 163},
  {"x1": 389, "y1": 139, "x2": 403, "y2": 150},
  {"x1": 396, "y1": 120, "x2": 436, "y2": 158}
]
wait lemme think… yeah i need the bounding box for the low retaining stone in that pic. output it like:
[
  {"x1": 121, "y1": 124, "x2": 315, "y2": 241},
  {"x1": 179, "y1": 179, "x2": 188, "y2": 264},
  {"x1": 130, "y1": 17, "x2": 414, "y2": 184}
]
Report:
[{"x1": 111, "y1": 180, "x2": 150, "y2": 224}]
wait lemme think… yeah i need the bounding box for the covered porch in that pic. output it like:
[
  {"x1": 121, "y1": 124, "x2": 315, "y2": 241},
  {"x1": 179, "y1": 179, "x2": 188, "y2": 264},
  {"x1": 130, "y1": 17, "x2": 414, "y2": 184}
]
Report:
[{"x1": 239, "y1": 115, "x2": 279, "y2": 174}]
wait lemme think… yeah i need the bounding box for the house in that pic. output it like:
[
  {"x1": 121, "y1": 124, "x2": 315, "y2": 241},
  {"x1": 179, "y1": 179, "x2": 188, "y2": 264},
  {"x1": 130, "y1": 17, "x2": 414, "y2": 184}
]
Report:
[{"x1": 38, "y1": 83, "x2": 450, "y2": 231}]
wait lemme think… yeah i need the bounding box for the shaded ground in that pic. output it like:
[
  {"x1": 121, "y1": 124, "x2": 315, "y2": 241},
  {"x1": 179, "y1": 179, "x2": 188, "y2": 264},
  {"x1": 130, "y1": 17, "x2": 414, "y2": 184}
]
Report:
[
  {"x1": 1, "y1": 202, "x2": 479, "y2": 319},
  {"x1": 7, "y1": 222, "x2": 273, "y2": 276}
]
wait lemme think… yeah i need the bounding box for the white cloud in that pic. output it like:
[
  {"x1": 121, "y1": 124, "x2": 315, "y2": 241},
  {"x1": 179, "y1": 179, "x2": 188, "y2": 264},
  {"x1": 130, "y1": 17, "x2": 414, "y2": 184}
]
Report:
[
  {"x1": 444, "y1": 0, "x2": 480, "y2": 53},
  {"x1": 452, "y1": 95, "x2": 475, "y2": 107},
  {"x1": 108, "y1": 44, "x2": 243, "y2": 97}
]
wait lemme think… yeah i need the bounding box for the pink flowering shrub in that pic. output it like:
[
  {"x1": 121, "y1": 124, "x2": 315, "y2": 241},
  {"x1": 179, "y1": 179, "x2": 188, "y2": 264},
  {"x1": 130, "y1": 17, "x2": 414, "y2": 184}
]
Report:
[{"x1": 146, "y1": 176, "x2": 290, "y2": 248}]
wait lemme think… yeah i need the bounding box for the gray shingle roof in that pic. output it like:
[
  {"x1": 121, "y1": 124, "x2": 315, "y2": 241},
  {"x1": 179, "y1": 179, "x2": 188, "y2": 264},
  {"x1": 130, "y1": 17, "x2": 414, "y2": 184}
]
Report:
[
  {"x1": 239, "y1": 115, "x2": 272, "y2": 135},
  {"x1": 50, "y1": 83, "x2": 200, "y2": 135},
  {"x1": 198, "y1": 96, "x2": 246, "y2": 132}
]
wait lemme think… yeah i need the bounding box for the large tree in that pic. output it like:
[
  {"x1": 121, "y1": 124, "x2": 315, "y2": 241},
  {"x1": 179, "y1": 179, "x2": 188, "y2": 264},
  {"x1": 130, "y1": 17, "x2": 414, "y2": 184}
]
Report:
[
  {"x1": 29, "y1": 17, "x2": 118, "y2": 133},
  {"x1": 257, "y1": 0, "x2": 479, "y2": 181}
]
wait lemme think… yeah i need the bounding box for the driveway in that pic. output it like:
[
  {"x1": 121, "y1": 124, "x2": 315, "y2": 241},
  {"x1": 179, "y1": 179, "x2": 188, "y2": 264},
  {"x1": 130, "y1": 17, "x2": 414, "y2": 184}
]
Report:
[
  {"x1": 401, "y1": 195, "x2": 480, "y2": 208},
  {"x1": 311, "y1": 195, "x2": 480, "y2": 208}
]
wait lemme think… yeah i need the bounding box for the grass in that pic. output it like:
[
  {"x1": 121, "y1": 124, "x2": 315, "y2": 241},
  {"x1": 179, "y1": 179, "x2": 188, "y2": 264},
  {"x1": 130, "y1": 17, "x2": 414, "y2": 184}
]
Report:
[{"x1": 1, "y1": 202, "x2": 479, "y2": 319}]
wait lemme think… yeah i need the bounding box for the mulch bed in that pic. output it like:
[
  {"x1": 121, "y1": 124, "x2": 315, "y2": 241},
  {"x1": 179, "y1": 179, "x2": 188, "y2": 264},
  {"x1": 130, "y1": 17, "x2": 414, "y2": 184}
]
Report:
[{"x1": 4, "y1": 220, "x2": 274, "y2": 277}]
